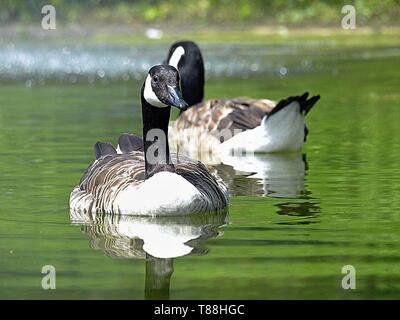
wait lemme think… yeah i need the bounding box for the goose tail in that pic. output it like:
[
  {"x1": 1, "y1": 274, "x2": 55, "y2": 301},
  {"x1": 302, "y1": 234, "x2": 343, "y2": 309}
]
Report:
[
  {"x1": 94, "y1": 142, "x2": 117, "y2": 160},
  {"x1": 259, "y1": 92, "x2": 320, "y2": 150},
  {"x1": 267, "y1": 92, "x2": 320, "y2": 119},
  {"x1": 117, "y1": 133, "x2": 144, "y2": 153}
]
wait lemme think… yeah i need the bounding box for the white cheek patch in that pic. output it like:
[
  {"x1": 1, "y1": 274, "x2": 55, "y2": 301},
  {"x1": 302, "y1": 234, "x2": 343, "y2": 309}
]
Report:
[
  {"x1": 143, "y1": 75, "x2": 168, "y2": 108},
  {"x1": 168, "y1": 46, "x2": 185, "y2": 70}
]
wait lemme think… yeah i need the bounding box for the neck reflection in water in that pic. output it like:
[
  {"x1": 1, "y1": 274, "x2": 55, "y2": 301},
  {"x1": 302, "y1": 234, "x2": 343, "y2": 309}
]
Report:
[{"x1": 70, "y1": 210, "x2": 228, "y2": 299}]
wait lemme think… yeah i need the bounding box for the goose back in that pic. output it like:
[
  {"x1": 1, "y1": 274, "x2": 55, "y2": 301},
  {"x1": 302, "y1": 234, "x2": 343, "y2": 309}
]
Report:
[
  {"x1": 173, "y1": 97, "x2": 276, "y2": 135},
  {"x1": 70, "y1": 145, "x2": 228, "y2": 215}
]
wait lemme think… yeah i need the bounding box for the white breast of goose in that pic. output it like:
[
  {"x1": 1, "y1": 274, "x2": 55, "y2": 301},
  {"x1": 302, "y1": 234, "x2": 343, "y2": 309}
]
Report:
[{"x1": 112, "y1": 171, "x2": 207, "y2": 216}]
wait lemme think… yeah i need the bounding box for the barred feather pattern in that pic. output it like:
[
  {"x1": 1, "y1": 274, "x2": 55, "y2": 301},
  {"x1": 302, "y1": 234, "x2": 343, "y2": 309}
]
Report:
[
  {"x1": 70, "y1": 152, "x2": 228, "y2": 215},
  {"x1": 168, "y1": 97, "x2": 276, "y2": 160}
]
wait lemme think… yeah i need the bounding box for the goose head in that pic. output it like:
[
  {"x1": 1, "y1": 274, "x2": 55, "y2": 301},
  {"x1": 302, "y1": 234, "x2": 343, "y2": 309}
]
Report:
[
  {"x1": 164, "y1": 41, "x2": 205, "y2": 107},
  {"x1": 141, "y1": 65, "x2": 189, "y2": 178},
  {"x1": 143, "y1": 65, "x2": 188, "y2": 111}
]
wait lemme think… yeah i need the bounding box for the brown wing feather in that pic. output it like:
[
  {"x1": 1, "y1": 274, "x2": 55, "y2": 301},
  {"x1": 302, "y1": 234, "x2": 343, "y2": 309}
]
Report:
[
  {"x1": 71, "y1": 152, "x2": 228, "y2": 214},
  {"x1": 174, "y1": 97, "x2": 275, "y2": 135},
  {"x1": 71, "y1": 152, "x2": 146, "y2": 213},
  {"x1": 172, "y1": 154, "x2": 229, "y2": 208}
]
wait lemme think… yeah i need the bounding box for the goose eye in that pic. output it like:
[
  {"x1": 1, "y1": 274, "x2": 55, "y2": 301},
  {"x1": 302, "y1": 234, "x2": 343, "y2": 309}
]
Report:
[{"x1": 153, "y1": 75, "x2": 159, "y2": 83}]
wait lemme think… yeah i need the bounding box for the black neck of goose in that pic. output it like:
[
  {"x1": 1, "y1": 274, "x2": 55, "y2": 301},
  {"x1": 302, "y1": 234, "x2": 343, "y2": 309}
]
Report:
[
  {"x1": 141, "y1": 88, "x2": 175, "y2": 179},
  {"x1": 180, "y1": 61, "x2": 204, "y2": 108}
]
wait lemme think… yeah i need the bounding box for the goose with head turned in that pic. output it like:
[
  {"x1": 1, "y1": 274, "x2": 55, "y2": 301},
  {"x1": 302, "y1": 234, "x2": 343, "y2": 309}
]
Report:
[
  {"x1": 164, "y1": 41, "x2": 321, "y2": 158},
  {"x1": 70, "y1": 65, "x2": 228, "y2": 216}
]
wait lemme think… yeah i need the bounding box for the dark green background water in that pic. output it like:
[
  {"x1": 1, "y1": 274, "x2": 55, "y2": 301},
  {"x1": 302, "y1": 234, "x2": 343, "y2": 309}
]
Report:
[{"x1": 0, "y1": 42, "x2": 399, "y2": 299}]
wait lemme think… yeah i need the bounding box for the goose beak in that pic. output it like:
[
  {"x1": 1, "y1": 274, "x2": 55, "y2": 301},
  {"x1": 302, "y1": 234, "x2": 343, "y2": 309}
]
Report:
[{"x1": 167, "y1": 85, "x2": 188, "y2": 111}]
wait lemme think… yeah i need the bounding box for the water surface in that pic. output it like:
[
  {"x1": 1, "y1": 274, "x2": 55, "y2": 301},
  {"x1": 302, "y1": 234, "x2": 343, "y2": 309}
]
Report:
[{"x1": 0, "y1": 42, "x2": 399, "y2": 299}]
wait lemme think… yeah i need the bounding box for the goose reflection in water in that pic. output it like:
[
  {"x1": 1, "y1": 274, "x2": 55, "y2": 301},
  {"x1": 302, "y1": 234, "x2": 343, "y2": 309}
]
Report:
[
  {"x1": 214, "y1": 153, "x2": 307, "y2": 198},
  {"x1": 70, "y1": 210, "x2": 228, "y2": 299}
]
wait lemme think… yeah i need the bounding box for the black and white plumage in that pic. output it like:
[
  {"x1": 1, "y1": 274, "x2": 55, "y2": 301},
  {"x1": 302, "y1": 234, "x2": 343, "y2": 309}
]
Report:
[
  {"x1": 163, "y1": 41, "x2": 204, "y2": 108},
  {"x1": 70, "y1": 65, "x2": 228, "y2": 216},
  {"x1": 164, "y1": 41, "x2": 321, "y2": 155}
]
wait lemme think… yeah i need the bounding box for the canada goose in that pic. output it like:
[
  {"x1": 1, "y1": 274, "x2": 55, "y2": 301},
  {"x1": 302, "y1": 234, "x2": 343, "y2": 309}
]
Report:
[
  {"x1": 70, "y1": 65, "x2": 228, "y2": 216},
  {"x1": 164, "y1": 41, "x2": 320, "y2": 156}
]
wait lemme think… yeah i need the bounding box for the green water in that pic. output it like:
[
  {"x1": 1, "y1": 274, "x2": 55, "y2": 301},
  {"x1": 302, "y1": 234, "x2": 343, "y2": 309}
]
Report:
[{"x1": 0, "y1": 43, "x2": 400, "y2": 299}]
